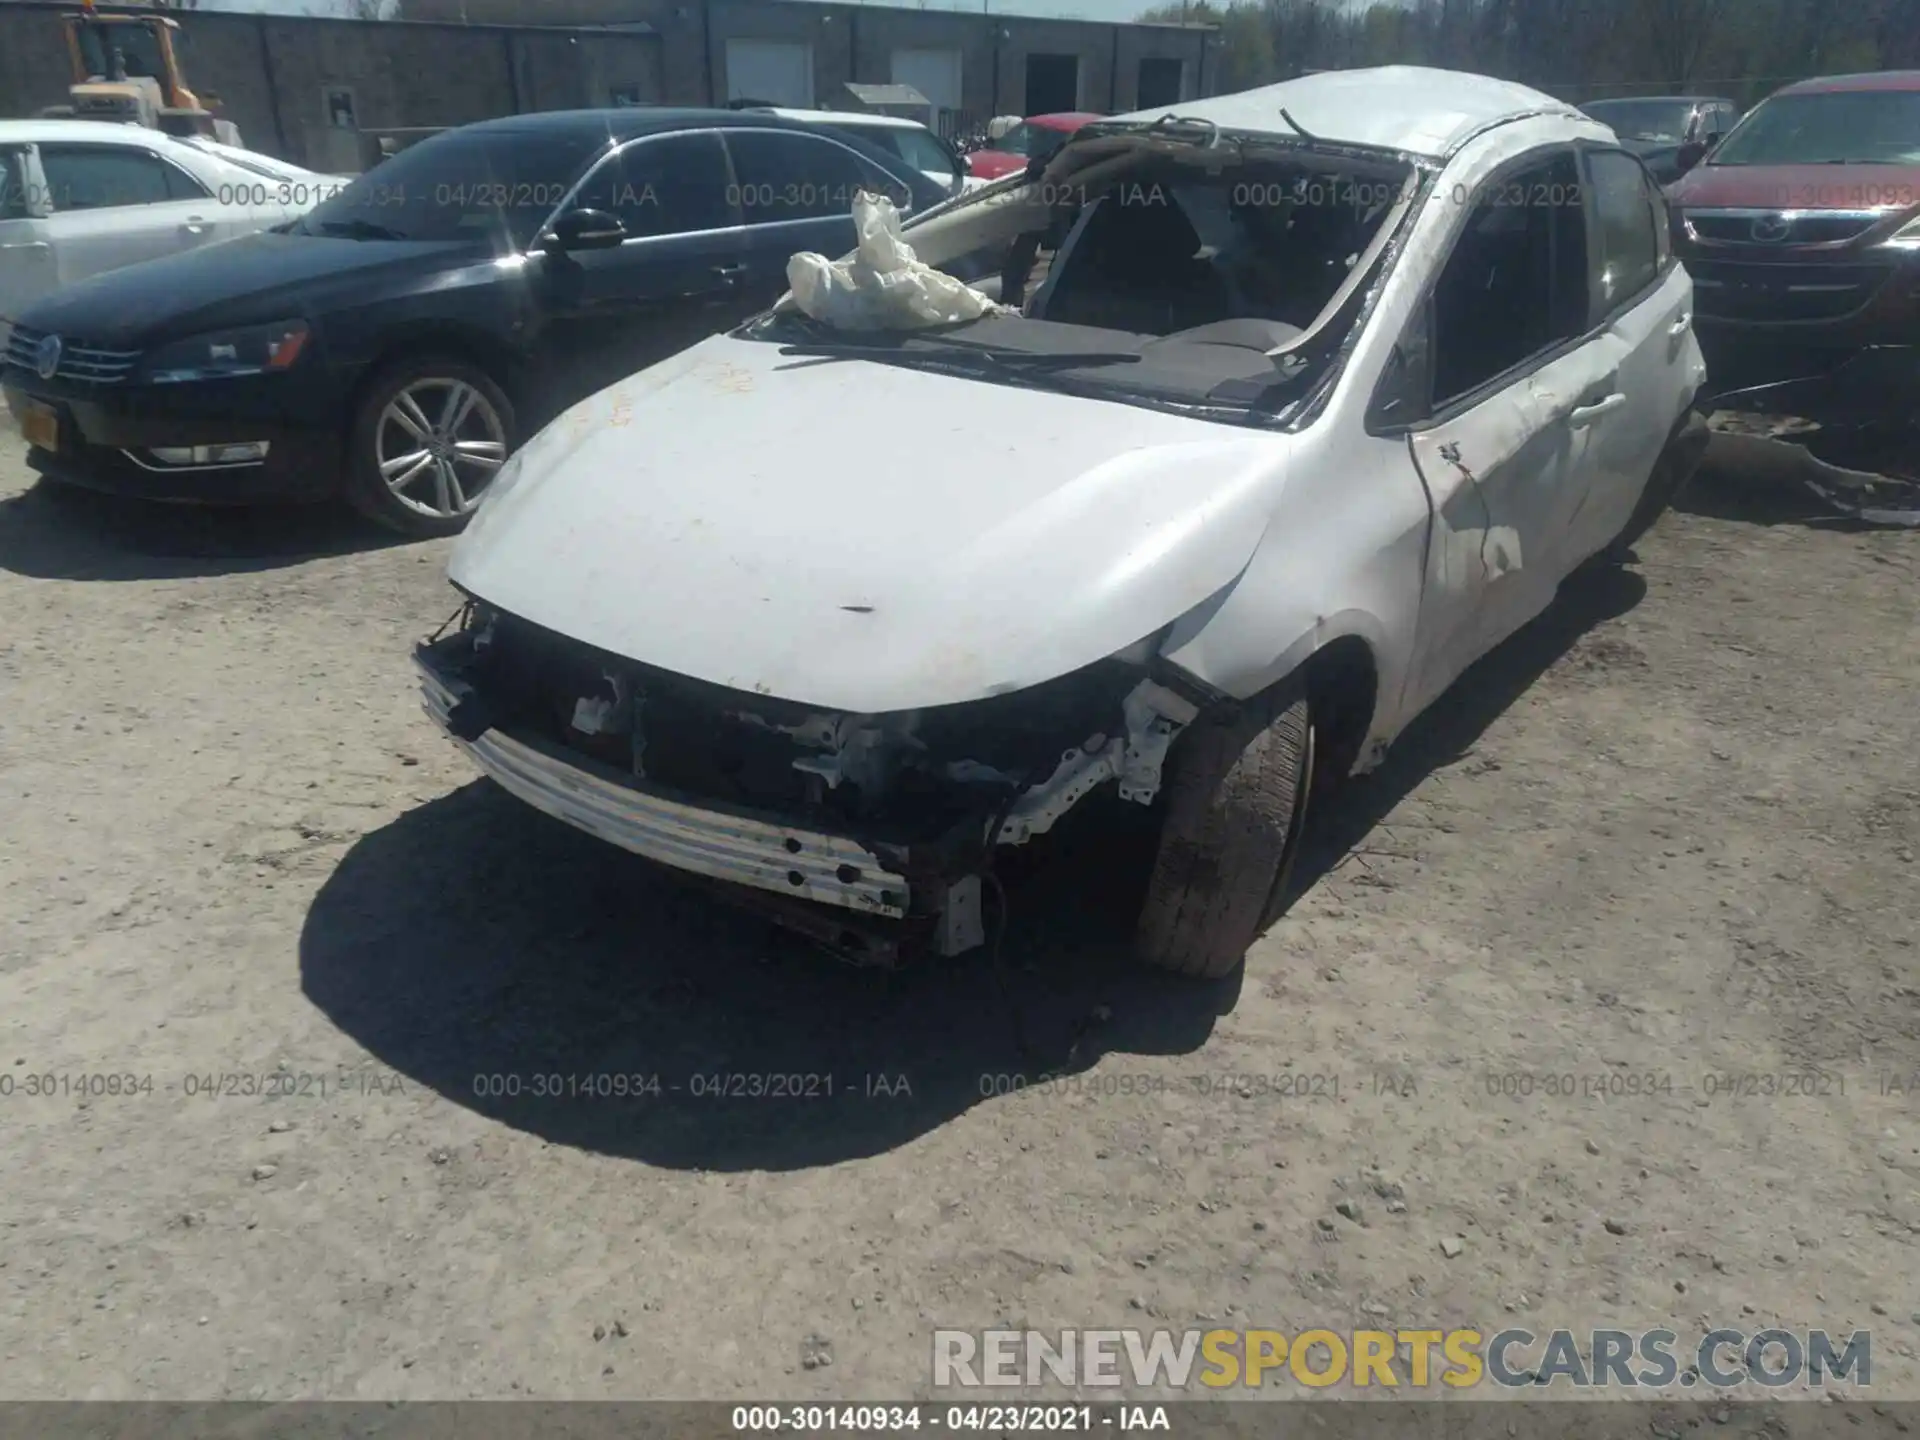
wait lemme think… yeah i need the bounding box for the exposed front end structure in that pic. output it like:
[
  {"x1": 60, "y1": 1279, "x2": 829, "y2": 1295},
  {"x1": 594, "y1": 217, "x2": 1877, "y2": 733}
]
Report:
[{"x1": 414, "y1": 604, "x2": 1200, "y2": 959}]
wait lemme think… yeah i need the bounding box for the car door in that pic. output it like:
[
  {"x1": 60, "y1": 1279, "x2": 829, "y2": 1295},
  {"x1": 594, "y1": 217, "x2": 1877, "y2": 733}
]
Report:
[
  {"x1": 1393, "y1": 148, "x2": 1616, "y2": 713},
  {"x1": 35, "y1": 139, "x2": 225, "y2": 291},
  {"x1": 0, "y1": 145, "x2": 55, "y2": 344},
  {"x1": 534, "y1": 128, "x2": 746, "y2": 401},
  {"x1": 721, "y1": 127, "x2": 915, "y2": 306},
  {"x1": 1565, "y1": 145, "x2": 1701, "y2": 561}
]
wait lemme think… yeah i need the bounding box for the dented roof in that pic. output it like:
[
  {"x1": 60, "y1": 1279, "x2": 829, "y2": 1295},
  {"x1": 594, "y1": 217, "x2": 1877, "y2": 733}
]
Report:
[{"x1": 1110, "y1": 65, "x2": 1584, "y2": 159}]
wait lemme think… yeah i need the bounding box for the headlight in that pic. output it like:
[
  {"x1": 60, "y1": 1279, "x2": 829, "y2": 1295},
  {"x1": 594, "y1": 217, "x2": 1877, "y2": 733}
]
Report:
[{"x1": 141, "y1": 319, "x2": 310, "y2": 383}]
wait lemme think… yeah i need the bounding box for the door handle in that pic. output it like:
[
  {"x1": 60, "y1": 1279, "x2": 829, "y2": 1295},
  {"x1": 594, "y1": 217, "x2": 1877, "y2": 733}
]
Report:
[
  {"x1": 1668, "y1": 311, "x2": 1693, "y2": 336},
  {"x1": 1568, "y1": 393, "x2": 1627, "y2": 427},
  {"x1": 182, "y1": 216, "x2": 207, "y2": 234},
  {"x1": 711, "y1": 263, "x2": 745, "y2": 281}
]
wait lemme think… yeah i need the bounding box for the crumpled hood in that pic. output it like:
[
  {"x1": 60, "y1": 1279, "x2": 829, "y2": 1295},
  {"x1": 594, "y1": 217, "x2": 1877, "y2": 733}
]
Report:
[{"x1": 450, "y1": 334, "x2": 1289, "y2": 714}]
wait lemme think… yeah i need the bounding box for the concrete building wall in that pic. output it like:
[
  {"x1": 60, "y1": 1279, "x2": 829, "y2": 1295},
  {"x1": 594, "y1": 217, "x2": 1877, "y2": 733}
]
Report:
[
  {"x1": 0, "y1": 0, "x2": 1213, "y2": 169},
  {"x1": 403, "y1": 0, "x2": 1216, "y2": 120}
]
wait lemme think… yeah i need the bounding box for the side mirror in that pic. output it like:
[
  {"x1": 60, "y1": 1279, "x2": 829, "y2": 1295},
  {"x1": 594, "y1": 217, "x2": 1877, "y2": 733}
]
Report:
[
  {"x1": 1675, "y1": 140, "x2": 1707, "y2": 174},
  {"x1": 543, "y1": 208, "x2": 626, "y2": 252}
]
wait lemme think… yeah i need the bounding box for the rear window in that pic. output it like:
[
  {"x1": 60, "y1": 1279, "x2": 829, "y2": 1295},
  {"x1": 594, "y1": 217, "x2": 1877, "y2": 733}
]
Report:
[
  {"x1": 1583, "y1": 99, "x2": 1696, "y2": 144},
  {"x1": 887, "y1": 128, "x2": 956, "y2": 176},
  {"x1": 828, "y1": 124, "x2": 954, "y2": 178}
]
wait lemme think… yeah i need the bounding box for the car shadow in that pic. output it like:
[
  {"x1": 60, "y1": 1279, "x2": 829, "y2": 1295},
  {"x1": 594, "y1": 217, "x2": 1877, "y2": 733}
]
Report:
[
  {"x1": 299, "y1": 563, "x2": 1643, "y2": 1172},
  {"x1": 299, "y1": 777, "x2": 1237, "y2": 1171},
  {"x1": 0, "y1": 478, "x2": 411, "y2": 582},
  {"x1": 1289, "y1": 560, "x2": 1648, "y2": 896}
]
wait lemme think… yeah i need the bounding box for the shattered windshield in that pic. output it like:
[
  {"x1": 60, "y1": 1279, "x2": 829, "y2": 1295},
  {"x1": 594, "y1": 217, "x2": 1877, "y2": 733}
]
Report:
[{"x1": 747, "y1": 135, "x2": 1420, "y2": 424}]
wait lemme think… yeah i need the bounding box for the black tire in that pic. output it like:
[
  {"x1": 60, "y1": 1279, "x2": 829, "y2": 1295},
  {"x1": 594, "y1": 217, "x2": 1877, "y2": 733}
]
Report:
[
  {"x1": 345, "y1": 355, "x2": 515, "y2": 538},
  {"x1": 1135, "y1": 684, "x2": 1316, "y2": 980}
]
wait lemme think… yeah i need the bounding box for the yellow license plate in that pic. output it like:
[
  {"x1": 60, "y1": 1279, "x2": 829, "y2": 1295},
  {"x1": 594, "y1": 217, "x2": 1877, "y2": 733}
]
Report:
[{"x1": 18, "y1": 400, "x2": 57, "y2": 453}]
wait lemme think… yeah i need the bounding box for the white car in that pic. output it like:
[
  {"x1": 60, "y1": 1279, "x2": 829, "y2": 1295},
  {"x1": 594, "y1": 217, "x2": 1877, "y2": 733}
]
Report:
[
  {"x1": 0, "y1": 121, "x2": 345, "y2": 345},
  {"x1": 749, "y1": 107, "x2": 988, "y2": 198},
  {"x1": 414, "y1": 66, "x2": 1709, "y2": 981}
]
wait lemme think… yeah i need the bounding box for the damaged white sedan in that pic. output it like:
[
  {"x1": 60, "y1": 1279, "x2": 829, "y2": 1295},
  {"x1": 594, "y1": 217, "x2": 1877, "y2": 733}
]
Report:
[{"x1": 413, "y1": 65, "x2": 1710, "y2": 980}]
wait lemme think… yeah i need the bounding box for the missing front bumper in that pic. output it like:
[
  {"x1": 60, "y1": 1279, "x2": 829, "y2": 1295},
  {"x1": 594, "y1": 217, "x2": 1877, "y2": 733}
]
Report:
[
  {"x1": 417, "y1": 645, "x2": 914, "y2": 917},
  {"x1": 413, "y1": 611, "x2": 1196, "y2": 960}
]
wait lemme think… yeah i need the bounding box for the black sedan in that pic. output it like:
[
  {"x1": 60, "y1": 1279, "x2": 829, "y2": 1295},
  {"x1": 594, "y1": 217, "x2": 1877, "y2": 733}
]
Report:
[{"x1": 1, "y1": 108, "x2": 945, "y2": 536}]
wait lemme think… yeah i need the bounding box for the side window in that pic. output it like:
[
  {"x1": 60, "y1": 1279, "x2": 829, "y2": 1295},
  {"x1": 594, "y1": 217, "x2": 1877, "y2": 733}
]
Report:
[
  {"x1": 1587, "y1": 148, "x2": 1661, "y2": 316},
  {"x1": 163, "y1": 158, "x2": 211, "y2": 200},
  {"x1": 576, "y1": 132, "x2": 734, "y2": 238},
  {"x1": 1428, "y1": 151, "x2": 1588, "y2": 409},
  {"x1": 724, "y1": 130, "x2": 896, "y2": 224},
  {"x1": 0, "y1": 149, "x2": 30, "y2": 221},
  {"x1": 38, "y1": 145, "x2": 195, "y2": 210},
  {"x1": 891, "y1": 128, "x2": 957, "y2": 176}
]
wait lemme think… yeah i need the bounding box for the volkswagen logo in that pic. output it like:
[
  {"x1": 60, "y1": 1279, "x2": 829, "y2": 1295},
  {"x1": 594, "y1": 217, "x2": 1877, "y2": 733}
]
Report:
[
  {"x1": 1750, "y1": 215, "x2": 1792, "y2": 243},
  {"x1": 33, "y1": 333, "x2": 62, "y2": 381}
]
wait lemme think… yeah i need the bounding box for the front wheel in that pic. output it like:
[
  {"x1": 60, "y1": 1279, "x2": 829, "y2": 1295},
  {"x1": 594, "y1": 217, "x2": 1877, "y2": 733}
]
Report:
[
  {"x1": 345, "y1": 356, "x2": 514, "y2": 538},
  {"x1": 1135, "y1": 684, "x2": 1316, "y2": 980}
]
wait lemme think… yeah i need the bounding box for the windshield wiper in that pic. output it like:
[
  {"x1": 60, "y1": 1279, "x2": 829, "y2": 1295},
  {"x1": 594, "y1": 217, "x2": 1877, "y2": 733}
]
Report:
[
  {"x1": 308, "y1": 217, "x2": 409, "y2": 241},
  {"x1": 779, "y1": 341, "x2": 1140, "y2": 370}
]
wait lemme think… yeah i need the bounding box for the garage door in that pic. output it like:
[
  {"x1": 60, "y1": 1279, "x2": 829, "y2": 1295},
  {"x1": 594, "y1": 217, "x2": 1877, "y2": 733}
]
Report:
[
  {"x1": 726, "y1": 39, "x2": 814, "y2": 108},
  {"x1": 891, "y1": 48, "x2": 963, "y2": 135}
]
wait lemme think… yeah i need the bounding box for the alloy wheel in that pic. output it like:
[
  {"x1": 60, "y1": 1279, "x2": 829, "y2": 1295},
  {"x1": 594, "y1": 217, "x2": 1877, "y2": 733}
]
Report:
[{"x1": 375, "y1": 378, "x2": 508, "y2": 520}]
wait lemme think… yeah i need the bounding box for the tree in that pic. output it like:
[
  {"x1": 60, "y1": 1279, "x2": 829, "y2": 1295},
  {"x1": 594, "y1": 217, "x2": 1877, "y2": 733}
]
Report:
[{"x1": 1631, "y1": 0, "x2": 1733, "y2": 86}]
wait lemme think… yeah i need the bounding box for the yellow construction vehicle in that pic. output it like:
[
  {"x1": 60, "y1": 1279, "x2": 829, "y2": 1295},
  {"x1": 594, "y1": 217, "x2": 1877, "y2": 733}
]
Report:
[{"x1": 38, "y1": 3, "x2": 243, "y2": 146}]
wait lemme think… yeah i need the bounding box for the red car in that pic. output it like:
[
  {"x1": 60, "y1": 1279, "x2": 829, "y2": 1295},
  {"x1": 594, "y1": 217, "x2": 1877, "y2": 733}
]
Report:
[
  {"x1": 965, "y1": 112, "x2": 1102, "y2": 182},
  {"x1": 1665, "y1": 69, "x2": 1920, "y2": 488}
]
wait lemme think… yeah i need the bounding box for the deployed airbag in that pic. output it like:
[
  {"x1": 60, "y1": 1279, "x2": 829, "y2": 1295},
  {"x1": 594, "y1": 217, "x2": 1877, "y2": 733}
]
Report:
[{"x1": 787, "y1": 192, "x2": 1016, "y2": 331}]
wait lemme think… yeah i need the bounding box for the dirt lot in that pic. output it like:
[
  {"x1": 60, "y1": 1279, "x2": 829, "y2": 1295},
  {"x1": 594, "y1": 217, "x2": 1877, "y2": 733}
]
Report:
[{"x1": 0, "y1": 434, "x2": 1916, "y2": 1405}]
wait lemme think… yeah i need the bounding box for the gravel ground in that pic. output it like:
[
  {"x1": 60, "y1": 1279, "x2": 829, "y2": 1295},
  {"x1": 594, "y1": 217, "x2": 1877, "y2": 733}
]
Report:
[{"x1": 0, "y1": 436, "x2": 1916, "y2": 1405}]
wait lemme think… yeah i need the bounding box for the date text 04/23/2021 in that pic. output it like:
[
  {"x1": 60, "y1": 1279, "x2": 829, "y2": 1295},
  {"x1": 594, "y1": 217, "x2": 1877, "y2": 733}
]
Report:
[
  {"x1": 729, "y1": 1405, "x2": 1171, "y2": 1432},
  {"x1": 0, "y1": 1070, "x2": 406, "y2": 1100}
]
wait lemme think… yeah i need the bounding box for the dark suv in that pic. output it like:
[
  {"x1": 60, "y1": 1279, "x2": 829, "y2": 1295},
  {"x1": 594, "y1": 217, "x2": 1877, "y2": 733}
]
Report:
[
  {"x1": 1666, "y1": 70, "x2": 1920, "y2": 482},
  {"x1": 2, "y1": 108, "x2": 943, "y2": 535},
  {"x1": 1579, "y1": 95, "x2": 1739, "y2": 183}
]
